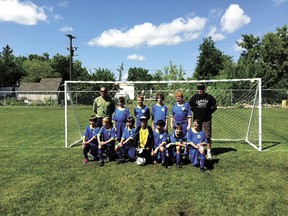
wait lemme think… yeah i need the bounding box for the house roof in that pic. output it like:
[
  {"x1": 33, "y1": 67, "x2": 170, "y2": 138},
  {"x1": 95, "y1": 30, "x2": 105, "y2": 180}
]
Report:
[{"x1": 18, "y1": 78, "x2": 63, "y2": 91}]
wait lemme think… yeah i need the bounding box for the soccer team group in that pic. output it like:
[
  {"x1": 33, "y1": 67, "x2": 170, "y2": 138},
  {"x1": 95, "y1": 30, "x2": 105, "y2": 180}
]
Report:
[{"x1": 82, "y1": 83, "x2": 217, "y2": 172}]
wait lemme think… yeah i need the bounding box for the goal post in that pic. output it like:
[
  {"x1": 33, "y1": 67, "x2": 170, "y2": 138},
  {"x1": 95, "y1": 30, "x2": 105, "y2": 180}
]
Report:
[{"x1": 64, "y1": 78, "x2": 262, "y2": 151}]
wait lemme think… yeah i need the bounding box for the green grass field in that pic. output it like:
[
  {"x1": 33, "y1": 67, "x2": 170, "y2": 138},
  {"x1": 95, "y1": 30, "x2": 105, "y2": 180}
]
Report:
[{"x1": 0, "y1": 106, "x2": 287, "y2": 215}]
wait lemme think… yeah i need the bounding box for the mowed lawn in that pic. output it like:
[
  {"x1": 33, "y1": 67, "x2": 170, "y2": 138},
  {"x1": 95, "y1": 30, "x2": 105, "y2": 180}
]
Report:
[{"x1": 0, "y1": 106, "x2": 287, "y2": 216}]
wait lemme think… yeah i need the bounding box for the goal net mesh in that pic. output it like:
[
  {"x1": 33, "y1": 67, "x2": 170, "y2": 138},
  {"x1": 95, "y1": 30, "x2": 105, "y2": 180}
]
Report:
[{"x1": 64, "y1": 79, "x2": 262, "y2": 150}]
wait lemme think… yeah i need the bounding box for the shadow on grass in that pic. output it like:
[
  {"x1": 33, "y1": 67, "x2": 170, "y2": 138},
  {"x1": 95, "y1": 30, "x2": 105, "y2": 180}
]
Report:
[
  {"x1": 205, "y1": 158, "x2": 220, "y2": 171},
  {"x1": 212, "y1": 147, "x2": 237, "y2": 156},
  {"x1": 261, "y1": 141, "x2": 282, "y2": 150}
]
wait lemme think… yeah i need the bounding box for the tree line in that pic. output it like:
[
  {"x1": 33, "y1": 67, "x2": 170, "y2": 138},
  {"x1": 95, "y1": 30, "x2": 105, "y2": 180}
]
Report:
[{"x1": 0, "y1": 25, "x2": 287, "y2": 89}]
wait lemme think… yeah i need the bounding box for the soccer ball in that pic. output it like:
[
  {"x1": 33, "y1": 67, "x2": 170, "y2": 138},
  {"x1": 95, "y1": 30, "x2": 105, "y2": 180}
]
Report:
[{"x1": 136, "y1": 157, "x2": 146, "y2": 166}]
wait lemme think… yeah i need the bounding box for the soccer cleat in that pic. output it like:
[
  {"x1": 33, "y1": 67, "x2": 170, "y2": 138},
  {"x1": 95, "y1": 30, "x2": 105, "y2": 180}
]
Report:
[
  {"x1": 117, "y1": 159, "x2": 125, "y2": 164},
  {"x1": 99, "y1": 160, "x2": 104, "y2": 166},
  {"x1": 176, "y1": 163, "x2": 182, "y2": 168},
  {"x1": 88, "y1": 153, "x2": 94, "y2": 161},
  {"x1": 83, "y1": 158, "x2": 89, "y2": 164},
  {"x1": 162, "y1": 163, "x2": 168, "y2": 169},
  {"x1": 200, "y1": 167, "x2": 205, "y2": 173}
]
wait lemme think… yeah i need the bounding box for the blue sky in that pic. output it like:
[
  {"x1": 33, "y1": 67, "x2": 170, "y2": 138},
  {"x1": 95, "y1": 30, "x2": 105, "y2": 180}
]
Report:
[{"x1": 0, "y1": 0, "x2": 287, "y2": 79}]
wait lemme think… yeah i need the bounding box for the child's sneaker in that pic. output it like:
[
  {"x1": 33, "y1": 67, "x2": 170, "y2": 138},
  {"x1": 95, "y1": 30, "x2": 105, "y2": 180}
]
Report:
[
  {"x1": 83, "y1": 158, "x2": 89, "y2": 164},
  {"x1": 99, "y1": 160, "x2": 105, "y2": 166}
]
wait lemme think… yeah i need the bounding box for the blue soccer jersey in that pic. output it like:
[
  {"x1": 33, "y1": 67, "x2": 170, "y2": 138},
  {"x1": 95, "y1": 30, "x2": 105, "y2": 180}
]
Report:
[
  {"x1": 121, "y1": 127, "x2": 137, "y2": 146},
  {"x1": 186, "y1": 128, "x2": 208, "y2": 145},
  {"x1": 152, "y1": 104, "x2": 168, "y2": 128},
  {"x1": 134, "y1": 105, "x2": 150, "y2": 127},
  {"x1": 171, "y1": 102, "x2": 192, "y2": 124},
  {"x1": 153, "y1": 129, "x2": 168, "y2": 148},
  {"x1": 83, "y1": 125, "x2": 100, "y2": 145},
  {"x1": 113, "y1": 107, "x2": 130, "y2": 123},
  {"x1": 98, "y1": 126, "x2": 116, "y2": 142},
  {"x1": 169, "y1": 131, "x2": 185, "y2": 144}
]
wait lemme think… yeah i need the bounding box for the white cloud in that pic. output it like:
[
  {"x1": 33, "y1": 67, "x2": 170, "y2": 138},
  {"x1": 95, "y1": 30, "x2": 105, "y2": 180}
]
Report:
[
  {"x1": 208, "y1": 26, "x2": 225, "y2": 41},
  {"x1": 272, "y1": 0, "x2": 288, "y2": 6},
  {"x1": 127, "y1": 54, "x2": 146, "y2": 61},
  {"x1": 88, "y1": 16, "x2": 206, "y2": 48},
  {"x1": 221, "y1": 4, "x2": 250, "y2": 33},
  {"x1": 58, "y1": 1, "x2": 70, "y2": 8},
  {"x1": 0, "y1": 0, "x2": 47, "y2": 25},
  {"x1": 59, "y1": 25, "x2": 73, "y2": 32}
]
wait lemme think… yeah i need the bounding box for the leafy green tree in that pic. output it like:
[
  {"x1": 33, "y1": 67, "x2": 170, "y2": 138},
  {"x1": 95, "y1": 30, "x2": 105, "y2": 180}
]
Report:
[
  {"x1": 193, "y1": 37, "x2": 225, "y2": 80},
  {"x1": 127, "y1": 67, "x2": 153, "y2": 97},
  {"x1": 0, "y1": 45, "x2": 23, "y2": 86},
  {"x1": 50, "y1": 54, "x2": 70, "y2": 80},
  {"x1": 261, "y1": 25, "x2": 288, "y2": 88},
  {"x1": 21, "y1": 59, "x2": 55, "y2": 83}
]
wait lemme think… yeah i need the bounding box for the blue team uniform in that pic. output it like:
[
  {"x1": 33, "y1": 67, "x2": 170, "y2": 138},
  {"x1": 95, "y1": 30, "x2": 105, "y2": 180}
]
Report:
[
  {"x1": 171, "y1": 102, "x2": 192, "y2": 135},
  {"x1": 116, "y1": 127, "x2": 137, "y2": 159},
  {"x1": 168, "y1": 131, "x2": 185, "y2": 166},
  {"x1": 153, "y1": 129, "x2": 168, "y2": 164},
  {"x1": 113, "y1": 107, "x2": 130, "y2": 141},
  {"x1": 82, "y1": 125, "x2": 100, "y2": 159},
  {"x1": 186, "y1": 128, "x2": 207, "y2": 168},
  {"x1": 152, "y1": 104, "x2": 168, "y2": 129},
  {"x1": 97, "y1": 126, "x2": 116, "y2": 161},
  {"x1": 134, "y1": 105, "x2": 150, "y2": 127}
]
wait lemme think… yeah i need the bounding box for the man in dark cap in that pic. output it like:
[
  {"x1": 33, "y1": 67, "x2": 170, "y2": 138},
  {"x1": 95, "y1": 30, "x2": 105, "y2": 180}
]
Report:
[{"x1": 189, "y1": 83, "x2": 217, "y2": 159}]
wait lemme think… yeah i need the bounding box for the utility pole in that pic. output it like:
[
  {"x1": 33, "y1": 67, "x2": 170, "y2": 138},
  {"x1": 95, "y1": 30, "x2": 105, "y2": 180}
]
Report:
[{"x1": 66, "y1": 34, "x2": 76, "y2": 80}]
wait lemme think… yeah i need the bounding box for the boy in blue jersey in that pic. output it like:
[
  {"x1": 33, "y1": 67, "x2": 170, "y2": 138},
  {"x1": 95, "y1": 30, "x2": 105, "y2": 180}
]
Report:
[
  {"x1": 115, "y1": 117, "x2": 137, "y2": 163},
  {"x1": 97, "y1": 117, "x2": 116, "y2": 166},
  {"x1": 186, "y1": 119, "x2": 208, "y2": 172},
  {"x1": 152, "y1": 120, "x2": 168, "y2": 168},
  {"x1": 171, "y1": 91, "x2": 192, "y2": 135},
  {"x1": 113, "y1": 97, "x2": 130, "y2": 142},
  {"x1": 82, "y1": 115, "x2": 100, "y2": 164},
  {"x1": 151, "y1": 93, "x2": 168, "y2": 131},
  {"x1": 134, "y1": 95, "x2": 150, "y2": 127},
  {"x1": 167, "y1": 123, "x2": 186, "y2": 168}
]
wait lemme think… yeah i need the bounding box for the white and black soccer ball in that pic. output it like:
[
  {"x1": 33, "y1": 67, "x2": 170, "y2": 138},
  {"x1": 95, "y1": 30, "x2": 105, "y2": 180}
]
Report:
[{"x1": 136, "y1": 157, "x2": 146, "y2": 166}]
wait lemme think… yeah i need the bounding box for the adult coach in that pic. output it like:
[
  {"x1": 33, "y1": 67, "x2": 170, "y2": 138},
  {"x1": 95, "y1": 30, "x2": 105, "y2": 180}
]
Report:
[
  {"x1": 93, "y1": 86, "x2": 115, "y2": 128},
  {"x1": 189, "y1": 83, "x2": 217, "y2": 159}
]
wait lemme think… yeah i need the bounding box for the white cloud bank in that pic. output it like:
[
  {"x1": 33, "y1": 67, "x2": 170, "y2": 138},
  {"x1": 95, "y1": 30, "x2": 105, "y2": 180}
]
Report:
[
  {"x1": 59, "y1": 25, "x2": 73, "y2": 32},
  {"x1": 127, "y1": 54, "x2": 145, "y2": 61},
  {"x1": 88, "y1": 16, "x2": 206, "y2": 48},
  {"x1": 0, "y1": 0, "x2": 47, "y2": 25},
  {"x1": 221, "y1": 4, "x2": 251, "y2": 33}
]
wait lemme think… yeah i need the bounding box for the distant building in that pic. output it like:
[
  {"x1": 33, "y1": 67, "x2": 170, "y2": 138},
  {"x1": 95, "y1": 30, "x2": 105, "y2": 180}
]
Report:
[
  {"x1": 18, "y1": 78, "x2": 63, "y2": 103},
  {"x1": 115, "y1": 83, "x2": 135, "y2": 100}
]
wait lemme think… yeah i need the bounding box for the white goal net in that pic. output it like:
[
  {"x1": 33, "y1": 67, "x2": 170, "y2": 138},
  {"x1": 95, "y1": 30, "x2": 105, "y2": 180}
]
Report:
[{"x1": 64, "y1": 78, "x2": 262, "y2": 151}]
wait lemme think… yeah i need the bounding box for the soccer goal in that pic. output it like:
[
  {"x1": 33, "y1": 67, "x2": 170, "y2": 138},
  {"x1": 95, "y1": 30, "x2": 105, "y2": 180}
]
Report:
[{"x1": 64, "y1": 78, "x2": 262, "y2": 151}]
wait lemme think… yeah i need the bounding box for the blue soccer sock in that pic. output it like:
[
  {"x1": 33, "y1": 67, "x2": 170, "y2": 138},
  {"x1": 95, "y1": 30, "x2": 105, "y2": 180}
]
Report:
[
  {"x1": 176, "y1": 153, "x2": 181, "y2": 165},
  {"x1": 161, "y1": 151, "x2": 166, "y2": 164},
  {"x1": 116, "y1": 149, "x2": 123, "y2": 159},
  {"x1": 200, "y1": 153, "x2": 205, "y2": 168},
  {"x1": 98, "y1": 148, "x2": 104, "y2": 161}
]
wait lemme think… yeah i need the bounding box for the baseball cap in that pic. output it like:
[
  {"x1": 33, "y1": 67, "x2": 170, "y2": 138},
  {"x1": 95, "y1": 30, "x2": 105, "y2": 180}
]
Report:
[
  {"x1": 197, "y1": 83, "x2": 205, "y2": 89},
  {"x1": 140, "y1": 116, "x2": 148, "y2": 121}
]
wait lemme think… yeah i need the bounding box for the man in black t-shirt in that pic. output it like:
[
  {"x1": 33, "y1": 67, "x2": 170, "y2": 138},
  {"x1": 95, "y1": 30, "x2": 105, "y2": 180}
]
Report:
[{"x1": 189, "y1": 83, "x2": 217, "y2": 159}]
